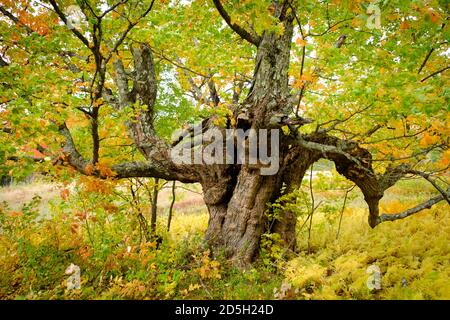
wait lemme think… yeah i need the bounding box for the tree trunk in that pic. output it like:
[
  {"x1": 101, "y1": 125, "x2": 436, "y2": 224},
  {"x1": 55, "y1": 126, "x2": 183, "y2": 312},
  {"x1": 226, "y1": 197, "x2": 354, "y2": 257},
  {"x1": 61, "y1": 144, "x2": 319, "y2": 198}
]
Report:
[
  {"x1": 201, "y1": 14, "x2": 299, "y2": 265},
  {"x1": 272, "y1": 149, "x2": 320, "y2": 252},
  {"x1": 205, "y1": 167, "x2": 279, "y2": 265},
  {"x1": 200, "y1": 138, "x2": 321, "y2": 263}
]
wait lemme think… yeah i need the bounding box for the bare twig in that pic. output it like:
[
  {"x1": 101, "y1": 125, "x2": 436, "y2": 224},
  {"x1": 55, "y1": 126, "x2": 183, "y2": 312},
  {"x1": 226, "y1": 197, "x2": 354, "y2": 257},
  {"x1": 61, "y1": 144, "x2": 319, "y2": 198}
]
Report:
[
  {"x1": 420, "y1": 66, "x2": 449, "y2": 82},
  {"x1": 167, "y1": 181, "x2": 176, "y2": 232},
  {"x1": 307, "y1": 165, "x2": 314, "y2": 253},
  {"x1": 336, "y1": 185, "x2": 356, "y2": 240},
  {"x1": 401, "y1": 169, "x2": 450, "y2": 205},
  {"x1": 418, "y1": 48, "x2": 434, "y2": 74}
]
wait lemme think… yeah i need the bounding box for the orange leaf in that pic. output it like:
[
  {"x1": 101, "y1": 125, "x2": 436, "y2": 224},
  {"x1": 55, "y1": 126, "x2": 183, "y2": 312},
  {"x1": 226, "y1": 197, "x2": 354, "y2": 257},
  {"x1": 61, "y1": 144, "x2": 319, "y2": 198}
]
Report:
[
  {"x1": 426, "y1": 8, "x2": 441, "y2": 24},
  {"x1": 441, "y1": 150, "x2": 450, "y2": 166},
  {"x1": 400, "y1": 21, "x2": 410, "y2": 30},
  {"x1": 60, "y1": 188, "x2": 70, "y2": 200},
  {"x1": 420, "y1": 133, "x2": 439, "y2": 147},
  {"x1": 295, "y1": 37, "x2": 307, "y2": 46},
  {"x1": 31, "y1": 149, "x2": 45, "y2": 158},
  {"x1": 84, "y1": 164, "x2": 95, "y2": 175},
  {"x1": 8, "y1": 211, "x2": 23, "y2": 217}
]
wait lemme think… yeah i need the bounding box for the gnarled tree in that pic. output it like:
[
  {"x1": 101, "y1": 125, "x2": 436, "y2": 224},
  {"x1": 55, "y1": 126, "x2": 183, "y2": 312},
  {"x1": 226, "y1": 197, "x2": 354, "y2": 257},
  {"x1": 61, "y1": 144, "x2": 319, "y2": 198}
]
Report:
[{"x1": 0, "y1": 0, "x2": 448, "y2": 265}]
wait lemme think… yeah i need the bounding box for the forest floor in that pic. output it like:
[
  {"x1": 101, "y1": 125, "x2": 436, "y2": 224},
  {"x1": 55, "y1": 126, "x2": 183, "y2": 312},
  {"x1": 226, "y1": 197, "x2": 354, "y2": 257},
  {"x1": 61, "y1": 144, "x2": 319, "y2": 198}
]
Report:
[{"x1": 0, "y1": 171, "x2": 449, "y2": 300}]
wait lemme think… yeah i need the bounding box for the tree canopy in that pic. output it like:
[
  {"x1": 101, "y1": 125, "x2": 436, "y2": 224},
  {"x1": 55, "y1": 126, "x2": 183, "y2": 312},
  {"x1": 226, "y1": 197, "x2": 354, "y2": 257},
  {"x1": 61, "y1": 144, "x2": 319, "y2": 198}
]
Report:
[{"x1": 0, "y1": 0, "x2": 449, "y2": 262}]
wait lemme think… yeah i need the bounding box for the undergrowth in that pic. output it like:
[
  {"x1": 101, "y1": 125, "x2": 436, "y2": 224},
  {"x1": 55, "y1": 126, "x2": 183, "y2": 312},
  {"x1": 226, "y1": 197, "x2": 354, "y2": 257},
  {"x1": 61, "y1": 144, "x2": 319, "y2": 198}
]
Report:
[{"x1": 0, "y1": 174, "x2": 448, "y2": 300}]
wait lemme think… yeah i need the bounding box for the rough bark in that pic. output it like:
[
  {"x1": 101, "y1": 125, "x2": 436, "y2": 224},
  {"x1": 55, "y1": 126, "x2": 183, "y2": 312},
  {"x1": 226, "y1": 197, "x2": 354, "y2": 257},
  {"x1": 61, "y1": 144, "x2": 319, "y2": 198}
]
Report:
[{"x1": 204, "y1": 168, "x2": 279, "y2": 265}]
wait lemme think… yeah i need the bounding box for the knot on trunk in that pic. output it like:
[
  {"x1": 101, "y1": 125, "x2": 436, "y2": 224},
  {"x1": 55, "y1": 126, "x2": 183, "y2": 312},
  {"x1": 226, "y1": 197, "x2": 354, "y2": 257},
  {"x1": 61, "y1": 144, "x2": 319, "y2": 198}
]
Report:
[{"x1": 203, "y1": 182, "x2": 230, "y2": 205}]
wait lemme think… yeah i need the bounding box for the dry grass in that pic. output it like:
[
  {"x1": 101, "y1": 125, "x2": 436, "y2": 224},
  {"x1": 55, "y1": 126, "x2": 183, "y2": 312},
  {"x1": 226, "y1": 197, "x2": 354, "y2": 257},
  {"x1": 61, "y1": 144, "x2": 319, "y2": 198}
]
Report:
[
  {"x1": 157, "y1": 183, "x2": 206, "y2": 213},
  {"x1": 0, "y1": 181, "x2": 59, "y2": 215},
  {"x1": 0, "y1": 180, "x2": 207, "y2": 220}
]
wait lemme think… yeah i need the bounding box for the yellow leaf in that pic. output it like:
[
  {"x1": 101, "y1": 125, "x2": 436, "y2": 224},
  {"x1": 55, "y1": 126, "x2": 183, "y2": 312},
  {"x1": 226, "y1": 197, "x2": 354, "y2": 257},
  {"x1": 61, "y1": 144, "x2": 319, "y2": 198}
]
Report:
[
  {"x1": 381, "y1": 200, "x2": 408, "y2": 214},
  {"x1": 376, "y1": 87, "x2": 386, "y2": 98},
  {"x1": 300, "y1": 74, "x2": 314, "y2": 82},
  {"x1": 188, "y1": 283, "x2": 201, "y2": 291}
]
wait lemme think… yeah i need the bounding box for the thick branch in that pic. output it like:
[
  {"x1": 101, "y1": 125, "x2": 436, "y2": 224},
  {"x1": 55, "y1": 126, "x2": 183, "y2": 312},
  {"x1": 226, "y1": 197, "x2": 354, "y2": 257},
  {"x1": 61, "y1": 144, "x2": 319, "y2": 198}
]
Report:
[
  {"x1": 6, "y1": 155, "x2": 45, "y2": 162},
  {"x1": 112, "y1": 58, "x2": 132, "y2": 107},
  {"x1": 212, "y1": 0, "x2": 261, "y2": 46},
  {"x1": 298, "y1": 133, "x2": 406, "y2": 227},
  {"x1": 58, "y1": 123, "x2": 197, "y2": 182},
  {"x1": 131, "y1": 43, "x2": 157, "y2": 112},
  {"x1": 59, "y1": 122, "x2": 90, "y2": 172},
  {"x1": 297, "y1": 135, "x2": 365, "y2": 169},
  {"x1": 298, "y1": 133, "x2": 450, "y2": 229},
  {"x1": 112, "y1": 161, "x2": 195, "y2": 182},
  {"x1": 377, "y1": 190, "x2": 449, "y2": 225},
  {"x1": 207, "y1": 78, "x2": 220, "y2": 107}
]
